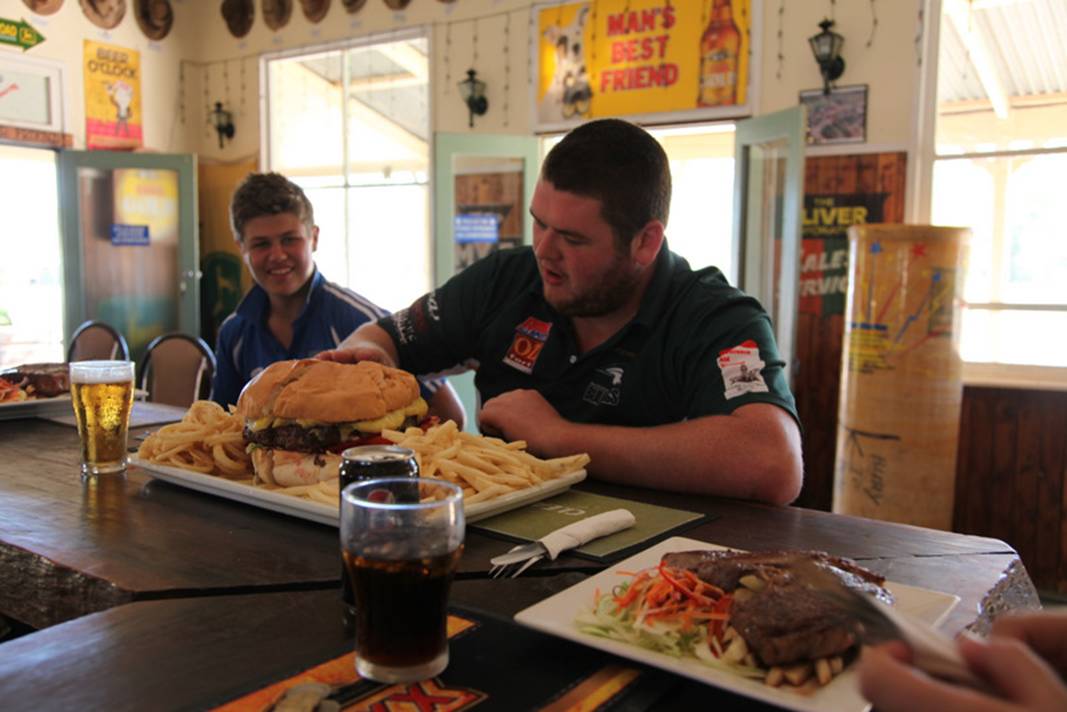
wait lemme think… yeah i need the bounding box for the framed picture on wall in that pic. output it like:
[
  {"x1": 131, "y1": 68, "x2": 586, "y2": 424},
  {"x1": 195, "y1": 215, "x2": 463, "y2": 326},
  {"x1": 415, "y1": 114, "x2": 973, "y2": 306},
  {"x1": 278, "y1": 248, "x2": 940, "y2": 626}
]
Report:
[{"x1": 800, "y1": 84, "x2": 868, "y2": 145}]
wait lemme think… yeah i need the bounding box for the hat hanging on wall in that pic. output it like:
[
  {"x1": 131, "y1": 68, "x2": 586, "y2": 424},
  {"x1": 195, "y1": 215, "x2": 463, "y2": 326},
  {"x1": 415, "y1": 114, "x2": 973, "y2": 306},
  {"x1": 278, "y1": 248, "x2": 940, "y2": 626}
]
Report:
[
  {"x1": 221, "y1": 0, "x2": 254, "y2": 38},
  {"x1": 341, "y1": 0, "x2": 365, "y2": 12},
  {"x1": 80, "y1": 0, "x2": 126, "y2": 29},
  {"x1": 383, "y1": 0, "x2": 410, "y2": 9},
  {"x1": 262, "y1": 0, "x2": 292, "y2": 30},
  {"x1": 135, "y1": 0, "x2": 173, "y2": 40},
  {"x1": 22, "y1": 0, "x2": 64, "y2": 15},
  {"x1": 300, "y1": 0, "x2": 329, "y2": 23}
]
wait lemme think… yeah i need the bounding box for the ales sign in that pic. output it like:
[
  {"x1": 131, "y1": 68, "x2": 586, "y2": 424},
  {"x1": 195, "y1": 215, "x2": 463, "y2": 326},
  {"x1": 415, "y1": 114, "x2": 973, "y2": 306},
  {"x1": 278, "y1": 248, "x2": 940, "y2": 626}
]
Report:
[{"x1": 534, "y1": 0, "x2": 754, "y2": 130}]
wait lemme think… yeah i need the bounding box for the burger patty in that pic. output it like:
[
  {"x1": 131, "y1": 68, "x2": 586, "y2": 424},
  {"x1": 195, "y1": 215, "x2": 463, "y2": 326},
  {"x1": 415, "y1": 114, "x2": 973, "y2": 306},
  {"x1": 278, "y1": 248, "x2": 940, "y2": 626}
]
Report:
[{"x1": 245, "y1": 415, "x2": 422, "y2": 452}]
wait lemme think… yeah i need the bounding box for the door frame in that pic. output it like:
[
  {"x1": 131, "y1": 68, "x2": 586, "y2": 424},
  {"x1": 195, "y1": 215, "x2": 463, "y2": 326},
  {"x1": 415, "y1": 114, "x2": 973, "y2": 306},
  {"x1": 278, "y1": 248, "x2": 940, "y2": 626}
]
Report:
[
  {"x1": 57, "y1": 150, "x2": 199, "y2": 347},
  {"x1": 732, "y1": 107, "x2": 805, "y2": 384}
]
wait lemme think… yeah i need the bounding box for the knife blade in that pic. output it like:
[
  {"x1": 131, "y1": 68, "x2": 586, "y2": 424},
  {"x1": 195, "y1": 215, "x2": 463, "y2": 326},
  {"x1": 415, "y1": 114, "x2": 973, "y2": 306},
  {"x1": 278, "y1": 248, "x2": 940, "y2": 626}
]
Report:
[{"x1": 489, "y1": 509, "x2": 636, "y2": 566}]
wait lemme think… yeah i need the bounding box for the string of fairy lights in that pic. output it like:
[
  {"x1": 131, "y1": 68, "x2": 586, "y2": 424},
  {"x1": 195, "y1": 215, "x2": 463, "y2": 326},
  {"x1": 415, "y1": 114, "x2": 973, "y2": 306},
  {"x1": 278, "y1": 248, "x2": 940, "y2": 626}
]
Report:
[{"x1": 177, "y1": 0, "x2": 899, "y2": 136}]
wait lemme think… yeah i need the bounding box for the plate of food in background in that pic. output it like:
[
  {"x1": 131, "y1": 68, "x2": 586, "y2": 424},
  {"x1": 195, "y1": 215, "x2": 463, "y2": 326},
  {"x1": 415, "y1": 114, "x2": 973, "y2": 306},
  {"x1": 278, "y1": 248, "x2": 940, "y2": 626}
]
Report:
[{"x1": 0, "y1": 363, "x2": 73, "y2": 420}]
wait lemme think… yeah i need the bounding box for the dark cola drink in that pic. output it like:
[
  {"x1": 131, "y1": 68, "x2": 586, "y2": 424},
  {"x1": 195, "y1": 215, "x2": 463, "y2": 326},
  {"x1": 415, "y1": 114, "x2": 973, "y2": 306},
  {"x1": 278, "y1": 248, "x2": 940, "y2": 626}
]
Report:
[
  {"x1": 339, "y1": 445, "x2": 419, "y2": 629},
  {"x1": 343, "y1": 540, "x2": 462, "y2": 678}
]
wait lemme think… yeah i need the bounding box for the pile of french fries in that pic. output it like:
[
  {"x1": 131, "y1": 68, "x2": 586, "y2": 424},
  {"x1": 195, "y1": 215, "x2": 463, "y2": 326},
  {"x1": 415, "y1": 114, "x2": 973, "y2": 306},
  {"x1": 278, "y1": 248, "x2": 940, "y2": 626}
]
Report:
[
  {"x1": 139, "y1": 407, "x2": 590, "y2": 509},
  {"x1": 137, "y1": 401, "x2": 251, "y2": 478},
  {"x1": 273, "y1": 421, "x2": 591, "y2": 507},
  {"x1": 382, "y1": 420, "x2": 590, "y2": 504}
]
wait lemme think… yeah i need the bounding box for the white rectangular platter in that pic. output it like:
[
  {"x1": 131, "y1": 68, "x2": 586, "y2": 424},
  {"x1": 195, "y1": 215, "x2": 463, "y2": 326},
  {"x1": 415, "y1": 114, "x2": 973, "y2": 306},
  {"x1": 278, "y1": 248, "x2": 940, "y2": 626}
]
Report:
[
  {"x1": 130, "y1": 456, "x2": 586, "y2": 526},
  {"x1": 0, "y1": 395, "x2": 72, "y2": 421},
  {"x1": 515, "y1": 536, "x2": 960, "y2": 712}
]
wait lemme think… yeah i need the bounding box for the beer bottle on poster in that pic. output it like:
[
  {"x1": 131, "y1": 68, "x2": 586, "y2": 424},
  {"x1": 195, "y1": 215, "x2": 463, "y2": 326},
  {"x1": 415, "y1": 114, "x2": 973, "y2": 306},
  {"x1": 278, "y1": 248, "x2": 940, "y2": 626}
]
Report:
[{"x1": 698, "y1": 0, "x2": 741, "y2": 107}]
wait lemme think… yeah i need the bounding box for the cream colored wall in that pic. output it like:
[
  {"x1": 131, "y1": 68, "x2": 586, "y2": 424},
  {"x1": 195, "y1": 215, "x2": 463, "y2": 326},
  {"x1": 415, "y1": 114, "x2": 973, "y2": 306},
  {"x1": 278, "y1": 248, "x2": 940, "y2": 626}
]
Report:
[
  {"x1": 3, "y1": 0, "x2": 929, "y2": 161},
  {"x1": 0, "y1": 0, "x2": 198, "y2": 152},
  {"x1": 190, "y1": 0, "x2": 926, "y2": 161},
  {"x1": 758, "y1": 0, "x2": 923, "y2": 153}
]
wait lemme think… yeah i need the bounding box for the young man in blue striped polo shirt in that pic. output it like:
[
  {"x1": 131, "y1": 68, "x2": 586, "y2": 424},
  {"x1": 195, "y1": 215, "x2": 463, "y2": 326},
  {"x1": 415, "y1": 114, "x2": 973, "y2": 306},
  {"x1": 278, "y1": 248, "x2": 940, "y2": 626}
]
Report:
[{"x1": 211, "y1": 172, "x2": 463, "y2": 425}]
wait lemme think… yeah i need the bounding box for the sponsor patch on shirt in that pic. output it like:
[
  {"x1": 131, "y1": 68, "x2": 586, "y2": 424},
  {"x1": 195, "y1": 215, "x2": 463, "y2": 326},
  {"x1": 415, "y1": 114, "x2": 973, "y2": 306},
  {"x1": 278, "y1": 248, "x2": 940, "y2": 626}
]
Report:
[
  {"x1": 582, "y1": 366, "x2": 624, "y2": 407},
  {"x1": 717, "y1": 340, "x2": 769, "y2": 399},
  {"x1": 503, "y1": 316, "x2": 552, "y2": 374}
]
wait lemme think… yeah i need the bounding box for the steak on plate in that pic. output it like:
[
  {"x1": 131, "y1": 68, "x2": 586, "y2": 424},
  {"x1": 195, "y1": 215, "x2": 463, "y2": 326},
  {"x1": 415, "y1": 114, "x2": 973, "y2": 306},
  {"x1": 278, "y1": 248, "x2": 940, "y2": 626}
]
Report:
[
  {"x1": 661, "y1": 549, "x2": 893, "y2": 666},
  {"x1": 0, "y1": 363, "x2": 70, "y2": 398}
]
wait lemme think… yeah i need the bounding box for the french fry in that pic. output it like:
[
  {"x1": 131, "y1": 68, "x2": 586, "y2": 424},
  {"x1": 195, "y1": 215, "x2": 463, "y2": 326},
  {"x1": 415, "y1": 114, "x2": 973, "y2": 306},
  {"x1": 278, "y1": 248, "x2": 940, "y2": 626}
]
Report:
[{"x1": 815, "y1": 657, "x2": 833, "y2": 686}]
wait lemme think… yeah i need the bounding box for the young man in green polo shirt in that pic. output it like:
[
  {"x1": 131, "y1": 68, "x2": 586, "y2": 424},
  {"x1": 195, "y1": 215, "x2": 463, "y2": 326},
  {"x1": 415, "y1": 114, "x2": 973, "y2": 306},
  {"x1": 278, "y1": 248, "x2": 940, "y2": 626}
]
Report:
[{"x1": 320, "y1": 119, "x2": 803, "y2": 505}]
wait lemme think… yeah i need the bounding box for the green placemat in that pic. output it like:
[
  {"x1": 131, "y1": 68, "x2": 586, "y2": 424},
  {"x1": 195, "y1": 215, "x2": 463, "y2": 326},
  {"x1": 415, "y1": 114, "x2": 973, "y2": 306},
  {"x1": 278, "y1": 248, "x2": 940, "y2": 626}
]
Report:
[{"x1": 472, "y1": 490, "x2": 709, "y2": 563}]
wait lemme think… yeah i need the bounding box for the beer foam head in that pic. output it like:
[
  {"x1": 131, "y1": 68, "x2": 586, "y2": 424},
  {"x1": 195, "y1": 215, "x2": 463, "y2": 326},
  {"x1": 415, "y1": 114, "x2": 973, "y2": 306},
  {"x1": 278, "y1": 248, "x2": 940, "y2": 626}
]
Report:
[{"x1": 69, "y1": 360, "x2": 135, "y2": 384}]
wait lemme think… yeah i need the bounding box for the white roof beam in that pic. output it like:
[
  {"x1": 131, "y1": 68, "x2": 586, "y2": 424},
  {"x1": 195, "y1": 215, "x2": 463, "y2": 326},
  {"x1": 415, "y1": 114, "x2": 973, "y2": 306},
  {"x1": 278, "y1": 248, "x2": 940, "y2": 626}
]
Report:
[{"x1": 946, "y1": 0, "x2": 1012, "y2": 119}]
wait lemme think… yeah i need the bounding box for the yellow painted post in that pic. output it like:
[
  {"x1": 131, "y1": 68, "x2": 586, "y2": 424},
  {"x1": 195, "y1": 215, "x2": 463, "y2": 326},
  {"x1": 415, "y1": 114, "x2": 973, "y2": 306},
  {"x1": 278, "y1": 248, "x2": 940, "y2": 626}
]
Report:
[{"x1": 833, "y1": 224, "x2": 969, "y2": 530}]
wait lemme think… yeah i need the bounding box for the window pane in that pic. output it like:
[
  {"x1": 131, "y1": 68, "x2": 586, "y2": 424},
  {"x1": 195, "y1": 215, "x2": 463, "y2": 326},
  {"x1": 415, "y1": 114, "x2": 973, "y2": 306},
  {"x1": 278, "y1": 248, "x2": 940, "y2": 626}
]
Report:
[
  {"x1": 344, "y1": 39, "x2": 428, "y2": 185},
  {"x1": 1004, "y1": 154, "x2": 1067, "y2": 304},
  {"x1": 931, "y1": 158, "x2": 995, "y2": 303},
  {"x1": 267, "y1": 50, "x2": 345, "y2": 176},
  {"x1": 0, "y1": 145, "x2": 64, "y2": 368},
  {"x1": 348, "y1": 185, "x2": 430, "y2": 312},
  {"x1": 298, "y1": 183, "x2": 347, "y2": 285},
  {"x1": 961, "y1": 308, "x2": 1067, "y2": 367},
  {"x1": 266, "y1": 31, "x2": 430, "y2": 314}
]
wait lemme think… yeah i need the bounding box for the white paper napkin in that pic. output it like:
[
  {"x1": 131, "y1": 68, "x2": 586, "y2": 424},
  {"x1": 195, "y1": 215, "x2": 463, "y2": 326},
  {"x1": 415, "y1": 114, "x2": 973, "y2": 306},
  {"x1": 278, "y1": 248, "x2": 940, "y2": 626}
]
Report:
[{"x1": 540, "y1": 509, "x2": 636, "y2": 559}]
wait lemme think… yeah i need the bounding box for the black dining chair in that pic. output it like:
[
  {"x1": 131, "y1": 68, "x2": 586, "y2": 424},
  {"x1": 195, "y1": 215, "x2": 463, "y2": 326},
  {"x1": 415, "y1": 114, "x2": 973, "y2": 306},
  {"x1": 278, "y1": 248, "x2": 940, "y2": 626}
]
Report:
[
  {"x1": 139, "y1": 333, "x2": 217, "y2": 408},
  {"x1": 67, "y1": 320, "x2": 131, "y2": 362}
]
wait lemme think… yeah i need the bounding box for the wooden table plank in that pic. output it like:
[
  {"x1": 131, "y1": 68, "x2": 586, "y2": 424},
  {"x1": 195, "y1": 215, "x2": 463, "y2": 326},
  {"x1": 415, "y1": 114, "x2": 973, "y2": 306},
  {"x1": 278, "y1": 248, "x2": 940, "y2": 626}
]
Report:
[{"x1": 0, "y1": 418, "x2": 339, "y2": 628}]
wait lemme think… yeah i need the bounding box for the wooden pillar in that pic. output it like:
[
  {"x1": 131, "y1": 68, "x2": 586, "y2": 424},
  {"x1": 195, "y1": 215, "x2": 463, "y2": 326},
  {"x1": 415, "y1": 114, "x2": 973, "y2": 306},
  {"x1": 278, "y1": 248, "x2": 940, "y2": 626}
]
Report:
[{"x1": 833, "y1": 225, "x2": 969, "y2": 530}]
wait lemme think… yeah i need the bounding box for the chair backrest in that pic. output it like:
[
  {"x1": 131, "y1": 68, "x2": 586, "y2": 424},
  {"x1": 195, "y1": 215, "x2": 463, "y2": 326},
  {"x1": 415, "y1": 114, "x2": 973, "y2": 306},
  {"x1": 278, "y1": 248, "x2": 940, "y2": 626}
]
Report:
[
  {"x1": 67, "y1": 320, "x2": 131, "y2": 362},
  {"x1": 139, "y1": 333, "x2": 217, "y2": 408}
]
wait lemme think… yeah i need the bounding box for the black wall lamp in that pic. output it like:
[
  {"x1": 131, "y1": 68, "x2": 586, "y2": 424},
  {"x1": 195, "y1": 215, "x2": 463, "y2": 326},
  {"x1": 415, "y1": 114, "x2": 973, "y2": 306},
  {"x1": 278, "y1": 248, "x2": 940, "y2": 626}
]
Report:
[
  {"x1": 457, "y1": 69, "x2": 488, "y2": 128},
  {"x1": 809, "y1": 18, "x2": 845, "y2": 95},
  {"x1": 210, "y1": 101, "x2": 235, "y2": 148}
]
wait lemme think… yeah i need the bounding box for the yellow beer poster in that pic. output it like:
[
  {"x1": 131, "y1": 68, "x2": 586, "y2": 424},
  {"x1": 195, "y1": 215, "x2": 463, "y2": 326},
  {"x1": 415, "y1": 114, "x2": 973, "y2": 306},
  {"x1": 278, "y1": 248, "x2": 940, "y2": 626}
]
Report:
[
  {"x1": 535, "y1": 0, "x2": 752, "y2": 128},
  {"x1": 83, "y1": 40, "x2": 143, "y2": 150}
]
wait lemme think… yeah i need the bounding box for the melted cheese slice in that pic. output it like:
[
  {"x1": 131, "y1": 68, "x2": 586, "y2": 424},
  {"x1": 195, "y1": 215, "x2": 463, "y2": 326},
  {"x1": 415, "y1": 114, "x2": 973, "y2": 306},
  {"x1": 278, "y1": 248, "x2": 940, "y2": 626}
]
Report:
[{"x1": 247, "y1": 397, "x2": 428, "y2": 433}]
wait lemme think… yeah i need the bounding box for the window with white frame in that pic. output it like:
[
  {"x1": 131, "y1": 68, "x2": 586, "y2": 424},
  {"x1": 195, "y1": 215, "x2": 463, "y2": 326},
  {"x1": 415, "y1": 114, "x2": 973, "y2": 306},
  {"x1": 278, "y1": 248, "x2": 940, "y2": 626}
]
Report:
[
  {"x1": 262, "y1": 30, "x2": 431, "y2": 312},
  {"x1": 932, "y1": 0, "x2": 1067, "y2": 373}
]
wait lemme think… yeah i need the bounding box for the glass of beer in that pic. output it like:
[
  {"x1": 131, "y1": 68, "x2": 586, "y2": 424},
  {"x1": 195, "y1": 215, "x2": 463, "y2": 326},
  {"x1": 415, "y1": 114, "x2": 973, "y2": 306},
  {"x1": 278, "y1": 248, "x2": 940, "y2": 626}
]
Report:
[
  {"x1": 340, "y1": 477, "x2": 464, "y2": 683},
  {"x1": 69, "y1": 360, "x2": 136, "y2": 477}
]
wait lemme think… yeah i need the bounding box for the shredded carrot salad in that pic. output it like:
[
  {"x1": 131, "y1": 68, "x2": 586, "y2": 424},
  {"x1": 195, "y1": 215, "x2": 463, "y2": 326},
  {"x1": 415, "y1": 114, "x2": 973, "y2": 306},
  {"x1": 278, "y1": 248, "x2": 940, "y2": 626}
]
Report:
[
  {"x1": 574, "y1": 564, "x2": 764, "y2": 678},
  {"x1": 0, "y1": 379, "x2": 27, "y2": 403}
]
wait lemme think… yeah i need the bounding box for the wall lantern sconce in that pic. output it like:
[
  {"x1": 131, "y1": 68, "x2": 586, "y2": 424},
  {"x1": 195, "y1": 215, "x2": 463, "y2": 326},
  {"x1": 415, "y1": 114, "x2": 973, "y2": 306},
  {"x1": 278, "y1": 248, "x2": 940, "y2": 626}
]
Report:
[
  {"x1": 457, "y1": 69, "x2": 488, "y2": 128},
  {"x1": 210, "y1": 101, "x2": 235, "y2": 148},
  {"x1": 808, "y1": 18, "x2": 845, "y2": 95}
]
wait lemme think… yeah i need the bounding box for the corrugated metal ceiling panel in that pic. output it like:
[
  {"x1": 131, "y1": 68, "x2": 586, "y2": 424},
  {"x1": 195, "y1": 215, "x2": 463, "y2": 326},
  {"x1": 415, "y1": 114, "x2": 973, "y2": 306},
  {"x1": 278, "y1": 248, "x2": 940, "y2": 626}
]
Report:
[{"x1": 938, "y1": 0, "x2": 1067, "y2": 105}]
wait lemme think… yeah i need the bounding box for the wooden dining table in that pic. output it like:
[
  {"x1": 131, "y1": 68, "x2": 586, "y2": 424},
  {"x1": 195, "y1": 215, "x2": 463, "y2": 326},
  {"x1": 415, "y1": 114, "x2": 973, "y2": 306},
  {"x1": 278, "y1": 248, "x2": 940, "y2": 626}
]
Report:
[{"x1": 0, "y1": 413, "x2": 1042, "y2": 710}]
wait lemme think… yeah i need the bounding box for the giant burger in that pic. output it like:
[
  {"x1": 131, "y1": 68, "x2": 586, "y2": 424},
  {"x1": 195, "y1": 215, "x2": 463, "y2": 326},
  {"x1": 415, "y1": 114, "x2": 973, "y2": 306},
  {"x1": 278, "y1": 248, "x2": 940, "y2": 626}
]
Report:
[{"x1": 237, "y1": 359, "x2": 428, "y2": 487}]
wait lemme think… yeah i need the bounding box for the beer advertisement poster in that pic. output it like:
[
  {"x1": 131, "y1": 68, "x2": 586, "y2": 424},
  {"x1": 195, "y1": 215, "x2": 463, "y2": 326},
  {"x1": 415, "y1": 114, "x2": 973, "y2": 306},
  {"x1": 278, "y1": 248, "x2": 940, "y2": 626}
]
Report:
[
  {"x1": 799, "y1": 153, "x2": 908, "y2": 318},
  {"x1": 534, "y1": 0, "x2": 755, "y2": 130},
  {"x1": 83, "y1": 40, "x2": 143, "y2": 150}
]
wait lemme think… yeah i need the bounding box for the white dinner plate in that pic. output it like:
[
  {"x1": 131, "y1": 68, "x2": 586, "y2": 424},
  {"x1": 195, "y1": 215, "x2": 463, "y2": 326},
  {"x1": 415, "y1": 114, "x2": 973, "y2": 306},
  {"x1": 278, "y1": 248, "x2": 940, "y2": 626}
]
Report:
[
  {"x1": 130, "y1": 456, "x2": 586, "y2": 526},
  {"x1": 514, "y1": 536, "x2": 961, "y2": 712},
  {"x1": 0, "y1": 394, "x2": 72, "y2": 421}
]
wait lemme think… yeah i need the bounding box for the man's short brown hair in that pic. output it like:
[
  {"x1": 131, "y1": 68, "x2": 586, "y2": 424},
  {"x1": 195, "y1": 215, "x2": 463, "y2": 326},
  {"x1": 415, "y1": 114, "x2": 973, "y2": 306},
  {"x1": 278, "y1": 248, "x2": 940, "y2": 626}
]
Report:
[
  {"x1": 541, "y1": 119, "x2": 671, "y2": 248},
  {"x1": 229, "y1": 172, "x2": 314, "y2": 242}
]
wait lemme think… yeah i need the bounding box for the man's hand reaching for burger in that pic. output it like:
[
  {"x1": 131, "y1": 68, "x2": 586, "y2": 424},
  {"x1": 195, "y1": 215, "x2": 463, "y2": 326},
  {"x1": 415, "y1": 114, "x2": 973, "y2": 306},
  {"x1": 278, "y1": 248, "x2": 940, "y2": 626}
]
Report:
[
  {"x1": 478, "y1": 389, "x2": 567, "y2": 454},
  {"x1": 316, "y1": 323, "x2": 399, "y2": 368}
]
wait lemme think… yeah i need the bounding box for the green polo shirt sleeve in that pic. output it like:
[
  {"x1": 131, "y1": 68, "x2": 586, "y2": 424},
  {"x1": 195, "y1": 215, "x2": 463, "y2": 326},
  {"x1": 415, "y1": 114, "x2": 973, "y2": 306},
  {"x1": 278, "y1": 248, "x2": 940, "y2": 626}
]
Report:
[
  {"x1": 379, "y1": 250, "x2": 512, "y2": 375},
  {"x1": 678, "y1": 298, "x2": 798, "y2": 424}
]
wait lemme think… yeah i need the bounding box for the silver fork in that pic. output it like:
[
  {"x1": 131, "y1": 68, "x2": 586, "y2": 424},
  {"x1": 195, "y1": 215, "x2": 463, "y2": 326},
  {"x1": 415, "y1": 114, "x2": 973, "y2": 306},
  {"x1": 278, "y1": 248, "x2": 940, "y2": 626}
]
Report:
[{"x1": 488, "y1": 549, "x2": 545, "y2": 579}]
